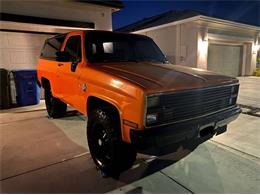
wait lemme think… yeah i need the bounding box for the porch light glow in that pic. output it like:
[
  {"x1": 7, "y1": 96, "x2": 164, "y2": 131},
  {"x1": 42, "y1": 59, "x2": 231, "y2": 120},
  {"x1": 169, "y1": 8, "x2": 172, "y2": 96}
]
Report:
[
  {"x1": 199, "y1": 39, "x2": 208, "y2": 54},
  {"x1": 191, "y1": 67, "x2": 206, "y2": 72},
  {"x1": 253, "y1": 44, "x2": 260, "y2": 54}
]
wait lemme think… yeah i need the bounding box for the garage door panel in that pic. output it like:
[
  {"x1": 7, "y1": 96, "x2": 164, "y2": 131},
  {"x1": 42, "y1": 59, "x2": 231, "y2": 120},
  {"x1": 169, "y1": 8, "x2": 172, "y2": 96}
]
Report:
[
  {"x1": 0, "y1": 51, "x2": 11, "y2": 68},
  {"x1": 208, "y1": 44, "x2": 242, "y2": 77},
  {"x1": 0, "y1": 32, "x2": 51, "y2": 70},
  {"x1": 1, "y1": 49, "x2": 41, "y2": 69},
  {"x1": 0, "y1": 36, "x2": 9, "y2": 49},
  {"x1": 11, "y1": 50, "x2": 40, "y2": 64},
  {"x1": 4, "y1": 33, "x2": 49, "y2": 49}
]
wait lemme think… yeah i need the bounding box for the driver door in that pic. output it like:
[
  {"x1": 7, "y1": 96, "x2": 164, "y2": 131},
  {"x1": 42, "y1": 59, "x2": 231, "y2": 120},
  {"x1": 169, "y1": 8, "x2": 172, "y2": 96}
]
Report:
[{"x1": 57, "y1": 33, "x2": 83, "y2": 106}]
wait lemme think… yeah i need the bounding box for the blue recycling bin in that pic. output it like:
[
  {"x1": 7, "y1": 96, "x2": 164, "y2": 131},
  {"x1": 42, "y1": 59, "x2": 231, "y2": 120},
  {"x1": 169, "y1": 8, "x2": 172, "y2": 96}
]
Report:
[{"x1": 13, "y1": 70, "x2": 40, "y2": 106}]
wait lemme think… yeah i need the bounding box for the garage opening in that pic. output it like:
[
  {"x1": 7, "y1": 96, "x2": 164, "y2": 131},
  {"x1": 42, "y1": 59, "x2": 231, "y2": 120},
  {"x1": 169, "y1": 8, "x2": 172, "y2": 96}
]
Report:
[{"x1": 208, "y1": 43, "x2": 243, "y2": 77}]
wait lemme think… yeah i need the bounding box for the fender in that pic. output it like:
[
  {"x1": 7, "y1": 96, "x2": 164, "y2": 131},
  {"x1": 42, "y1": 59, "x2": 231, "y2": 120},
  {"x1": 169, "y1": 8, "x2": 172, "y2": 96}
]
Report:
[
  {"x1": 86, "y1": 93, "x2": 126, "y2": 139},
  {"x1": 86, "y1": 93, "x2": 123, "y2": 118}
]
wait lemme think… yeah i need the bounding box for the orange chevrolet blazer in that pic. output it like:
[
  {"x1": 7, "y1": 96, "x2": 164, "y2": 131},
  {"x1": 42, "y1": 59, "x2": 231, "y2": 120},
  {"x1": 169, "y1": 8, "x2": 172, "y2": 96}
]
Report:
[{"x1": 37, "y1": 30, "x2": 241, "y2": 176}]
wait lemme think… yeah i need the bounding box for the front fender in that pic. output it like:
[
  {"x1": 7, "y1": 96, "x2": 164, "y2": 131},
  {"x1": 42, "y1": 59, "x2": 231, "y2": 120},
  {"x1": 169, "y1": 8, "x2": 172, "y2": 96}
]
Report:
[{"x1": 86, "y1": 90, "x2": 145, "y2": 143}]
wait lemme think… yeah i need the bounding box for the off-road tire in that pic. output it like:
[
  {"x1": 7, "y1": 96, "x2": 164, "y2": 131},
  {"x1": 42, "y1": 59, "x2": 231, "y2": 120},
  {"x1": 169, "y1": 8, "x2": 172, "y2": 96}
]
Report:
[
  {"x1": 87, "y1": 108, "x2": 136, "y2": 176},
  {"x1": 44, "y1": 88, "x2": 67, "y2": 118}
]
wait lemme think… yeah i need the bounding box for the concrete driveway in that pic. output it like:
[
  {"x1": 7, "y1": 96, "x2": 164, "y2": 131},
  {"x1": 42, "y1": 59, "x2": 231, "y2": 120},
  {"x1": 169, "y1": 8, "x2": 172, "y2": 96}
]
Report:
[
  {"x1": 237, "y1": 76, "x2": 260, "y2": 109},
  {"x1": 1, "y1": 109, "x2": 259, "y2": 193},
  {"x1": 0, "y1": 77, "x2": 259, "y2": 193}
]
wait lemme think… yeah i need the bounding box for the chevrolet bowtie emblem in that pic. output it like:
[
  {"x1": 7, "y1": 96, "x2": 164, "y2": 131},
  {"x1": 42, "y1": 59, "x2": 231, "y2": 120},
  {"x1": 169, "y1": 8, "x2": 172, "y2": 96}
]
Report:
[{"x1": 81, "y1": 83, "x2": 87, "y2": 92}]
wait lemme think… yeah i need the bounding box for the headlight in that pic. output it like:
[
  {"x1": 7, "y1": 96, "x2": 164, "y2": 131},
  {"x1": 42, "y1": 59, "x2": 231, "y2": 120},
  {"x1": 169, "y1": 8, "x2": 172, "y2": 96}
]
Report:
[
  {"x1": 146, "y1": 113, "x2": 158, "y2": 125},
  {"x1": 146, "y1": 96, "x2": 160, "y2": 126},
  {"x1": 147, "y1": 96, "x2": 159, "y2": 108},
  {"x1": 231, "y1": 84, "x2": 239, "y2": 94}
]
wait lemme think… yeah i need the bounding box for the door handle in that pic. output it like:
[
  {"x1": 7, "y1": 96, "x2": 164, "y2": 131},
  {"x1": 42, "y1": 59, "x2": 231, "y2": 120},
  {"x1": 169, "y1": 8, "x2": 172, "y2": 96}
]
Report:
[{"x1": 58, "y1": 63, "x2": 64, "y2": 66}]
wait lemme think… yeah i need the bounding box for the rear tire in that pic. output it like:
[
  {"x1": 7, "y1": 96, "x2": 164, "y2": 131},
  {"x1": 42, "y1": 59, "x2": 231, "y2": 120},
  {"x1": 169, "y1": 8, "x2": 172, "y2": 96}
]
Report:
[
  {"x1": 87, "y1": 108, "x2": 136, "y2": 176},
  {"x1": 44, "y1": 88, "x2": 67, "y2": 118}
]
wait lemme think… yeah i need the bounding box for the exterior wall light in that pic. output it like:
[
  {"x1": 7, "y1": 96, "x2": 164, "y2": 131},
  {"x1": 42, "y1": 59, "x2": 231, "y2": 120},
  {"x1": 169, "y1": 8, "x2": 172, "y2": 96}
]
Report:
[
  {"x1": 198, "y1": 38, "x2": 208, "y2": 56},
  {"x1": 201, "y1": 39, "x2": 209, "y2": 52},
  {"x1": 252, "y1": 44, "x2": 260, "y2": 54},
  {"x1": 199, "y1": 27, "x2": 209, "y2": 54},
  {"x1": 197, "y1": 38, "x2": 209, "y2": 70},
  {"x1": 253, "y1": 34, "x2": 260, "y2": 54},
  {"x1": 197, "y1": 27, "x2": 209, "y2": 70}
]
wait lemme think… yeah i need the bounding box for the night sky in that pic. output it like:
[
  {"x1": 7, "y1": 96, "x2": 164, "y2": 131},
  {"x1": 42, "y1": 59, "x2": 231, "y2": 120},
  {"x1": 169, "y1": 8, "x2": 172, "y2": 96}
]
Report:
[{"x1": 112, "y1": 0, "x2": 260, "y2": 30}]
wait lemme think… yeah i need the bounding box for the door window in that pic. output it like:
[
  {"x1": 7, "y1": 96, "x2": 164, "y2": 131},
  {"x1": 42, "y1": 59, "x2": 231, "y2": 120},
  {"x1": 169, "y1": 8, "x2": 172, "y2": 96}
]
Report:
[
  {"x1": 41, "y1": 35, "x2": 66, "y2": 60},
  {"x1": 64, "y1": 35, "x2": 82, "y2": 61}
]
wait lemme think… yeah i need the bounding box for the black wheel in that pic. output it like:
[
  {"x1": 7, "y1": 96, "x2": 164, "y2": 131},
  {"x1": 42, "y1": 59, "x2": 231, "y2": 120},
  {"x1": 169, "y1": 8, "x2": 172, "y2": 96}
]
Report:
[
  {"x1": 87, "y1": 108, "x2": 136, "y2": 176},
  {"x1": 44, "y1": 88, "x2": 67, "y2": 118}
]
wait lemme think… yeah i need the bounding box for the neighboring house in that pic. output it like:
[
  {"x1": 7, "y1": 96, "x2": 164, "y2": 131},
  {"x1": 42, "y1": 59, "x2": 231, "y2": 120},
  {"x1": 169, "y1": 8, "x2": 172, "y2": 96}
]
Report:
[
  {"x1": 116, "y1": 10, "x2": 260, "y2": 77},
  {"x1": 0, "y1": 0, "x2": 123, "y2": 70}
]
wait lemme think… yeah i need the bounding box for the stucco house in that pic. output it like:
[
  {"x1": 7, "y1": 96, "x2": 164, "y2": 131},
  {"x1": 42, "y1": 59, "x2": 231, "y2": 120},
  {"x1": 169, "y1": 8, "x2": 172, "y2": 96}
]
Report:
[
  {"x1": 116, "y1": 10, "x2": 260, "y2": 77},
  {"x1": 0, "y1": 0, "x2": 123, "y2": 71}
]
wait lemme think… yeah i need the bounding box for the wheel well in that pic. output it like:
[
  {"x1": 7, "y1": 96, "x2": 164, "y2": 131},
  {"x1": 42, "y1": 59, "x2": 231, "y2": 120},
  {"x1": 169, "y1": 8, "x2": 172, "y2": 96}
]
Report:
[
  {"x1": 87, "y1": 96, "x2": 121, "y2": 126},
  {"x1": 41, "y1": 77, "x2": 50, "y2": 90}
]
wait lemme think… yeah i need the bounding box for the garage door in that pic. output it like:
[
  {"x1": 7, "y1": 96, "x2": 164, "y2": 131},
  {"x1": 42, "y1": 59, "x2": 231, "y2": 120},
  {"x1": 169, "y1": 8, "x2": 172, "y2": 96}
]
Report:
[
  {"x1": 0, "y1": 31, "x2": 52, "y2": 70},
  {"x1": 208, "y1": 44, "x2": 242, "y2": 77}
]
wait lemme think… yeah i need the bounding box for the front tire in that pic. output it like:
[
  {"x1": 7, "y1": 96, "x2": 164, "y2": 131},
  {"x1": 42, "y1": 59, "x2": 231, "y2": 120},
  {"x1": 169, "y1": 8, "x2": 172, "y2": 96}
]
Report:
[
  {"x1": 87, "y1": 108, "x2": 136, "y2": 176},
  {"x1": 44, "y1": 88, "x2": 67, "y2": 118}
]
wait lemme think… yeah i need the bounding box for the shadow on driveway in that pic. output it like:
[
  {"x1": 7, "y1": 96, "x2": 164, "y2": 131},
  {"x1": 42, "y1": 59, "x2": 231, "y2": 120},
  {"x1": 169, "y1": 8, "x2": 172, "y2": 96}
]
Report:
[{"x1": 0, "y1": 110, "x2": 224, "y2": 193}]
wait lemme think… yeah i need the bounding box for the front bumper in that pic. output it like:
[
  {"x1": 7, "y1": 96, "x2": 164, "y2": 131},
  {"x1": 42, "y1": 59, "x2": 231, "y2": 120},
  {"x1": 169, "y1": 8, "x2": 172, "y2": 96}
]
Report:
[{"x1": 130, "y1": 106, "x2": 241, "y2": 155}]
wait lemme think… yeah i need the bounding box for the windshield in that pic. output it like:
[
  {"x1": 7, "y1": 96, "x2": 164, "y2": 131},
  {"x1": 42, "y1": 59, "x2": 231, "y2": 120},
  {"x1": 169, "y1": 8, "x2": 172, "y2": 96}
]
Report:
[{"x1": 85, "y1": 32, "x2": 166, "y2": 63}]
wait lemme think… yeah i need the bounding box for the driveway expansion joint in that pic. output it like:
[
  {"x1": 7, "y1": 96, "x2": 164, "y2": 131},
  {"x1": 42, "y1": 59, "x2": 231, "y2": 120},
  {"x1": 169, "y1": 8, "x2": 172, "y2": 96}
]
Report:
[
  {"x1": 210, "y1": 140, "x2": 260, "y2": 163},
  {"x1": 238, "y1": 104, "x2": 260, "y2": 117},
  {"x1": 160, "y1": 170, "x2": 194, "y2": 194},
  {"x1": 0, "y1": 152, "x2": 89, "y2": 182}
]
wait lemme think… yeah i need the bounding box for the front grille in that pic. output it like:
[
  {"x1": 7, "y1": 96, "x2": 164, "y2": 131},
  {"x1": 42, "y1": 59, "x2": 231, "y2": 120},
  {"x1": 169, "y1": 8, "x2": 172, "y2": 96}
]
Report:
[{"x1": 146, "y1": 84, "x2": 239, "y2": 127}]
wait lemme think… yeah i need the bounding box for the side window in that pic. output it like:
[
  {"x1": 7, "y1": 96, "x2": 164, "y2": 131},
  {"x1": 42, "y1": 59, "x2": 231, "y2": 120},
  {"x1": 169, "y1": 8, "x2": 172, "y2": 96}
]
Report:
[
  {"x1": 64, "y1": 35, "x2": 82, "y2": 61},
  {"x1": 41, "y1": 35, "x2": 65, "y2": 59}
]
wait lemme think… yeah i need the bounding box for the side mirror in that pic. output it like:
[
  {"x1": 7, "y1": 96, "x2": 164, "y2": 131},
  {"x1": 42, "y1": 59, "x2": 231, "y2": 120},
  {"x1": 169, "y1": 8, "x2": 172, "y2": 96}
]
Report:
[
  {"x1": 71, "y1": 58, "x2": 80, "y2": 72},
  {"x1": 56, "y1": 51, "x2": 70, "y2": 62}
]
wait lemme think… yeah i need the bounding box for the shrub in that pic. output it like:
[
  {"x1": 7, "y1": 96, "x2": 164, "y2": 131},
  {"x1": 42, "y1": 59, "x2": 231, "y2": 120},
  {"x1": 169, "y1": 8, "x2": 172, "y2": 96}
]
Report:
[{"x1": 253, "y1": 68, "x2": 260, "y2": 76}]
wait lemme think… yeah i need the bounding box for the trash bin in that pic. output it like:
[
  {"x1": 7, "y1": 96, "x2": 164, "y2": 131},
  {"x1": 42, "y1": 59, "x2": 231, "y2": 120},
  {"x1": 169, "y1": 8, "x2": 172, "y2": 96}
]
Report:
[
  {"x1": 13, "y1": 70, "x2": 40, "y2": 106},
  {"x1": 0, "y1": 68, "x2": 11, "y2": 109}
]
